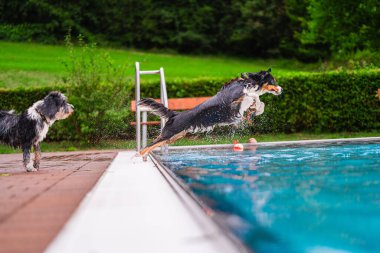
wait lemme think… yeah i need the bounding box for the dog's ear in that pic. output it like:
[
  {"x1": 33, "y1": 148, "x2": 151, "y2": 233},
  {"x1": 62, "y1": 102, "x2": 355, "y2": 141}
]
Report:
[
  {"x1": 267, "y1": 68, "x2": 271, "y2": 73},
  {"x1": 36, "y1": 92, "x2": 60, "y2": 119},
  {"x1": 247, "y1": 72, "x2": 262, "y2": 82},
  {"x1": 241, "y1": 73, "x2": 249, "y2": 79}
]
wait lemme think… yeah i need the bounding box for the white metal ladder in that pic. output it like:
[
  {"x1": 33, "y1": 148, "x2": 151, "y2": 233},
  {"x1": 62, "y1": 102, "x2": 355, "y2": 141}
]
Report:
[{"x1": 135, "y1": 62, "x2": 168, "y2": 152}]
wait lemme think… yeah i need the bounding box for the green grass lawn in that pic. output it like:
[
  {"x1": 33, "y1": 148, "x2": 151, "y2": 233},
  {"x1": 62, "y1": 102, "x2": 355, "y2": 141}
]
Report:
[
  {"x1": 0, "y1": 41, "x2": 320, "y2": 88},
  {"x1": 1, "y1": 131, "x2": 379, "y2": 154}
]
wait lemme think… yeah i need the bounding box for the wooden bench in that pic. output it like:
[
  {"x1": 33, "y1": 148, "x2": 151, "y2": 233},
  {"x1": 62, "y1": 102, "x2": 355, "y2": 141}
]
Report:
[{"x1": 130, "y1": 97, "x2": 211, "y2": 125}]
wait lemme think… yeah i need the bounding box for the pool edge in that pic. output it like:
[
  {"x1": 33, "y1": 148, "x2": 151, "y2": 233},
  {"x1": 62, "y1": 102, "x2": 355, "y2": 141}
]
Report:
[
  {"x1": 150, "y1": 136, "x2": 380, "y2": 252},
  {"x1": 167, "y1": 136, "x2": 380, "y2": 150},
  {"x1": 150, "y1": 152, "x2": 252, "y2": 253}
]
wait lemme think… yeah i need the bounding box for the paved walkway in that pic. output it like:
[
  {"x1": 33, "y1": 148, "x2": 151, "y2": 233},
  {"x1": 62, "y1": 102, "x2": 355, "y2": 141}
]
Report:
[
  {"x1": 45, "y1": 151, "x2": 241, "y2": 253},
  {"x1": 0, "y1": 151, "x2": 117, "y2": 253}
]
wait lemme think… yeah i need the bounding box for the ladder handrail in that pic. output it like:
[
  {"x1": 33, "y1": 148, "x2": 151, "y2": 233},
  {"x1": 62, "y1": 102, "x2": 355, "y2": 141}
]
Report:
[
  {"x1": 135, "y1": 62, "x2": 168, "y2": 152},
  {"x1": 135, "y1": 62, "x2": 141, "y2": 152},
  {"x1": 159, "y1": 67, "x2": 168, "y2": 134}
]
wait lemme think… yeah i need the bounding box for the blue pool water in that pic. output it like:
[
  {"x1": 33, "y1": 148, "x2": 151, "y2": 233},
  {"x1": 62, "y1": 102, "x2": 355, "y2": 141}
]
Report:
[{"x1": 156, "y1": 141, "x2": 380, "y2": 253}]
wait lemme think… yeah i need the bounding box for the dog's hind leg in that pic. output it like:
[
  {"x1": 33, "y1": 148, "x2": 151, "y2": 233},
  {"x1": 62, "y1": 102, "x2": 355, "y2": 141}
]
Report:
[
  {"x1": 167, "y1": 130, "x2": 187, "y2": 144},
  {"x1": 138, "y1": 131, "x2": 187, "y2": 161},
  {"x1": 140, "y1": 140, "x2": 168, "y2": 156},
  {"x1": 23, "y1": 146, "x2": 36, "y2": 172},
  {"x1": 33, "y1": 143, "x2": 41, "y2": 170}
]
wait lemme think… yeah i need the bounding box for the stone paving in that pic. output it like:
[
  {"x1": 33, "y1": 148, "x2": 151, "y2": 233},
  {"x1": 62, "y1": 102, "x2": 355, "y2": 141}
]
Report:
[{"x1": 0, "y1": 150, "x2": 117, "y2": 253}]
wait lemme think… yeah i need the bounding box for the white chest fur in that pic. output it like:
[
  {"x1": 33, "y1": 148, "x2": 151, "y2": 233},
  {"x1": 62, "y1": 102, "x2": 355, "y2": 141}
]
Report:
[
  {"x1": 37, "y1": 122, "x2": 50, "y2": 143},
  {"x1": 239, "y1": 95, "x2": 255, "y2": 117},
  {"x1": 27, "y1": 105, "x2": 51, "y2": 144}
]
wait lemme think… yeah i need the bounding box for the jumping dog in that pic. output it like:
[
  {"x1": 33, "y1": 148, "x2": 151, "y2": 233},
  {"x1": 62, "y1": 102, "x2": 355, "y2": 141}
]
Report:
[{"x1": 138, "y1": 69, "x2": 282, "y2": 156}]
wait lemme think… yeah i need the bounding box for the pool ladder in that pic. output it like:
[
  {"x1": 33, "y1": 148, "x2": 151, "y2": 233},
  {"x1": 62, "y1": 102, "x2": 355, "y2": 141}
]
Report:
[{"x1": 134, "y1": 62, "x2": 168, "y2": 152}]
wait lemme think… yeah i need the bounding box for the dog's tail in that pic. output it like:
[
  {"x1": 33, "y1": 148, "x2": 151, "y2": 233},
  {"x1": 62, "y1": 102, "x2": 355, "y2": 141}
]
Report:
[{"x1": 137, "y1": 98, "x2": 177, "y2": 119}]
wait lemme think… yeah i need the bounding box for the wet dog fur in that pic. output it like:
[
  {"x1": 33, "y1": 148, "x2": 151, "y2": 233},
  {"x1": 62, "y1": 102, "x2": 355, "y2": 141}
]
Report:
[{"x1": 138, "y1": 69, "x2": 282, "y2": 156}]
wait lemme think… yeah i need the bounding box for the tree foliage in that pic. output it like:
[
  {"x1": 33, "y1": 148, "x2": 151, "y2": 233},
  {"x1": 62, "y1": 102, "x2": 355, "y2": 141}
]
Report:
[
  {"x1": 0, "y1": 0, "x2": 379, "y2": 61},
  {"x1": 301, "y1": 0, "x2": 380, "y2": 56}
]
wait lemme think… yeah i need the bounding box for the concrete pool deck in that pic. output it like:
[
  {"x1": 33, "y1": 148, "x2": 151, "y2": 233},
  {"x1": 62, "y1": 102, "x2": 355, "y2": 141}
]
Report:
[
  {"x1": 0, "y1": 150, "x2": 241, "y2": 253},
  {"x1": 0, "y1": 150, "x2": 117, "y2": 253},
  {"x1": 45, "y1": 151, "x2": 241, "y2": 253}
]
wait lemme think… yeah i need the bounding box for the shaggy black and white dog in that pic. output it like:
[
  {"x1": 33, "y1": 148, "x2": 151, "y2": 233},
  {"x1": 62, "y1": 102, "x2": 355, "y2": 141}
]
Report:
[
  {"x1": 0, "y1": 92, "x2": 74, "y2": 172},
  {"x1": 138, "y1": 69, "x2": 282, "y2": 156}
]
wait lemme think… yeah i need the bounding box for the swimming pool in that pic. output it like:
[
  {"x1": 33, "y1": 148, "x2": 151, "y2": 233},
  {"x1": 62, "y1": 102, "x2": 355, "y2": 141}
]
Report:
[{"x1": 153, "y1": 139, "x2": 380, "y2": 253}]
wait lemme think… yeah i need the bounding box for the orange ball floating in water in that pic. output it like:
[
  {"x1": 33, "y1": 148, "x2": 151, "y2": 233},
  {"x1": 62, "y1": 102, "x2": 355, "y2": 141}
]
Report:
[{"x1": 233, "y1": 140, "x2": 244, "y2": 151}]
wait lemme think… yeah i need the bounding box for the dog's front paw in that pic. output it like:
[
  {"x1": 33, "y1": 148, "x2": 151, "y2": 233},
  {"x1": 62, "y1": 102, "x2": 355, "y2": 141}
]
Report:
[
  {"x1": 255, "y1": 102, "x2": 265, "y2": 116},
  {"x1": 24, "y1": 159, "x2": 39, "y2": 172},
  {"x1": 26, "y1": 164, "x2": 38, "y2": 172},
  {"x1": 33, "y1": 161, "x2": 40, "y2": 170}
]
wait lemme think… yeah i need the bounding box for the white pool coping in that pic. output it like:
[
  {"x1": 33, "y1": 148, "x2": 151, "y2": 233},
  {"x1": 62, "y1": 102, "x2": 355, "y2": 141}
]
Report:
[{"x1": 45, "y1": 151, "x2": 243, "y2": 253}]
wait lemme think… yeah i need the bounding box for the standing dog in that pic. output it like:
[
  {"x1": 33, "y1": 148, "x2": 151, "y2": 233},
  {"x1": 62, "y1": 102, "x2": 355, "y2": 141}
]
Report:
[
  {"x1": 138, "y1": 69, "x2": 282, "y2": 156},
  {"x1": 0, "y1": 91, "x2": 74, "y2": 172}
]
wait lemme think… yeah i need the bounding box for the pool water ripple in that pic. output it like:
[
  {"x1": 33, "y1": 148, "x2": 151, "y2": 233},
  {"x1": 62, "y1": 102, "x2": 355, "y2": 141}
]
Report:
[{"x1": 157, "y1": 142, "x2": 380, "y2": 253}]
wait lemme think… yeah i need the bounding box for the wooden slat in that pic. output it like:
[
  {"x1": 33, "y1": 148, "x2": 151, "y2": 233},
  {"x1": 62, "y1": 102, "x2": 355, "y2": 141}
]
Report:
[
  {"x1": 131, "y1": 97, "x2": 210, "y2": 111},
  {"x1": 130, "y1": 121, "x2": 161, "y2": 126},
  {"x1": 168, "y1": 97, "x2": 210, "y2": 110},
  {"x1": 378, "y1": 88, "x2": 380, "y2": 100}
]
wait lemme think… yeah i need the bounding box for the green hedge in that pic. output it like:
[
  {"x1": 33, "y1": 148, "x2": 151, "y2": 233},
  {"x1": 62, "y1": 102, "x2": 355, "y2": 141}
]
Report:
[
  {"x1": 139, "y1": 71, "x2": 380, "y2": 133},
  {"x1": 253, "y1": 71, "x2": 380, "y2": 133},
  {"x1": 0, "y1": 70, "x2": 379, "y2": 142}
]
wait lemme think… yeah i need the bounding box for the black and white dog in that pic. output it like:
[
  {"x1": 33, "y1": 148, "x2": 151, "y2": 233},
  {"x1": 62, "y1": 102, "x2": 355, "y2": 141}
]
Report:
[
  {"x1": 0, "y1": 92, "x2": 74, "y2": 172},
  {"x1": 138, "y1": 69, "x2": 282, "y2": 156}
]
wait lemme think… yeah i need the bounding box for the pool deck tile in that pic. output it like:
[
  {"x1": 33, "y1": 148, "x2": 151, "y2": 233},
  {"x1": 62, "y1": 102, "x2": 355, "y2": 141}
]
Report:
[{"x1": 0, "y1": 151, "x2": 117, "y2": 253}]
